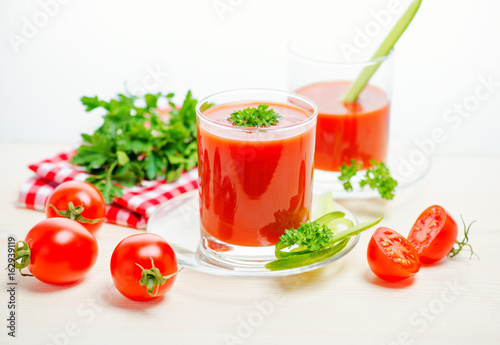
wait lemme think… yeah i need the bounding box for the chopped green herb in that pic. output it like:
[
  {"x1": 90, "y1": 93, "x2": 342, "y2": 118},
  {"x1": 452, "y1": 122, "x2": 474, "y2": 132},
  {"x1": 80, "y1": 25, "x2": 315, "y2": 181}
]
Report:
[
  {"x1": 339, "y1": 159, "x2": 398, "y2": 200},
  {"x1": 228, "y1": 104, "x2": 281, "y2": 127},
  {"x1": 71, "y1": 91, "x2": 198, "y2": 203}
]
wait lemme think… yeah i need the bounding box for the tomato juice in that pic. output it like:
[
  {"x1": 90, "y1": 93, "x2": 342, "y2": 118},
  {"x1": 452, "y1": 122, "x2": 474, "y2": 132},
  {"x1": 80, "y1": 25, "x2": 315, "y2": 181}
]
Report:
[
  {"x1": 197, "y1": 102, "x2": 316, "y2": 247},
  {"x1": 296, "y1": 81, "x2": 389, "y2": 172}
]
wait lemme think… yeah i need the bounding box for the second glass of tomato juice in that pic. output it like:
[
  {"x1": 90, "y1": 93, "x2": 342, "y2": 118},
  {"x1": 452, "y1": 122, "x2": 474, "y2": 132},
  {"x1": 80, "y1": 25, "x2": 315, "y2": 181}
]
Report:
[
  {"x1": 196, "y1": 89, "x2": 318, "y2": 266},
  {"x1": 288, "y1": 39, "x2": 394, "y2": 194}
]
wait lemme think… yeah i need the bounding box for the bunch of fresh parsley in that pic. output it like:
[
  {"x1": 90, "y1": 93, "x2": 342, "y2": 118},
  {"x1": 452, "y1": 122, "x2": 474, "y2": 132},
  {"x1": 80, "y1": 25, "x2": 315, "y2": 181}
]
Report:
[{"x1": 71, "y1": 91, "x2": 198, "y2": 203}]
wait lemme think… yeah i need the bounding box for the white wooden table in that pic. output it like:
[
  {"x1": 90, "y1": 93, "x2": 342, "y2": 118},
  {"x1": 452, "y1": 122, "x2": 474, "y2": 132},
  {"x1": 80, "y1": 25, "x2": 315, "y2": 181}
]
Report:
[{"x1": 1, "y1": 142, "x2": 499, "y2": 345}]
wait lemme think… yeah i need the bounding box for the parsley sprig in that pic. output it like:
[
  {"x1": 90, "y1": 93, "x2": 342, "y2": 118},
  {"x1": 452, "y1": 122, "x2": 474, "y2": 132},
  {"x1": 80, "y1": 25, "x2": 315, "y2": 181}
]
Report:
[
  {"x1": 71, "y1": 91, "x2": 198, "y2": 203},
  {"x1": 339, "y1": 159, "x2": 398, "y2": 200},
  {"x1": 228, "y1": 104, "x2": 281, "y2": 127},
  {"x1": 279, "y1": 221, "x2": 333, "y2": 252}
]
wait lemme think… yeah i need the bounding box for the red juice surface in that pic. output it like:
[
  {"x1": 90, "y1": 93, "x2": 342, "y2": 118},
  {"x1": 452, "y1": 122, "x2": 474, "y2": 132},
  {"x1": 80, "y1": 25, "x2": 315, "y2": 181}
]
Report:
[
  {"x1": 296, "y1": 81, "x2": 389, "y2": 171},
  {"x1": 198, "y1": 102, "x2": 315, "y2": 247}
]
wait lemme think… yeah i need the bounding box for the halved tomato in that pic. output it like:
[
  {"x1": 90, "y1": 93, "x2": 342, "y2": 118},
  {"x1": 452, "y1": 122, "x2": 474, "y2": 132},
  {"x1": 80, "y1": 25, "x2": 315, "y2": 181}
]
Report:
[
  {"x1": 367, "y1": 227, "x2": 421, "y2": 282},
  {"x1": 407, "y1": 205, "x2": 458, "y2": 264}
]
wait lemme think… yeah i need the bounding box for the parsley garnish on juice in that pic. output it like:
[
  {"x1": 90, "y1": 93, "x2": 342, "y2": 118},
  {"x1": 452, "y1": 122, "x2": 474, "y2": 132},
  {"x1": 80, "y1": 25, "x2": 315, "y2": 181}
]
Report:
[
  {"x1": 71, "y1": 91, "x2": 198, "y2": 204},
  {"x1": 265, "y1": 212, "x2": 383, "y2": 271},
  {"x1": 228, "y1": 104, "x2": 281, "y2": 127},
  {"x1": 339, "y1": 159, "x2": 398, "y2": 200}
]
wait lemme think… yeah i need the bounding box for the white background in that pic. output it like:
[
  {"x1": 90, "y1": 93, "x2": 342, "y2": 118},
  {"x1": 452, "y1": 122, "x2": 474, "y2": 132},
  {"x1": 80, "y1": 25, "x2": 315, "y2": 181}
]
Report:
[{"x1": 1, "y1": 0, "x2": 499, "y2": 155}]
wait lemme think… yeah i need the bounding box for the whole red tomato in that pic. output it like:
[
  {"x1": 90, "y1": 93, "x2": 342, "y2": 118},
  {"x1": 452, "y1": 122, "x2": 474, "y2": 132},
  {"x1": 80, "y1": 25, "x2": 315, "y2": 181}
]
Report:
[
  {"x1": 407, "y1": 205, "x2": 458, "y2": 264},
  {"x1": 16, "y1": 218, "x2": 98, "y2": 285},
  {"x1": 367, "y1": 227, "x2": 421, "y2": 282},
  {"x1": 46, "y1": 181, "x2": 106, "y2": 234},
  {"x1": 110, "y1": 233, "x2": 179, "y2": 301}
]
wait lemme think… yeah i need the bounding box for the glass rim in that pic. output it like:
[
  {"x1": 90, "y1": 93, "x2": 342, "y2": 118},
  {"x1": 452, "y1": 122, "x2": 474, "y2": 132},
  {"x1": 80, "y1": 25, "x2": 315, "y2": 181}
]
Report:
[
  {"x1": 287, "y1": 39, "x2": 394, "y2": 67},
  {"x1": 196, "y1": 88, "x2": 318, "y2": 134}
]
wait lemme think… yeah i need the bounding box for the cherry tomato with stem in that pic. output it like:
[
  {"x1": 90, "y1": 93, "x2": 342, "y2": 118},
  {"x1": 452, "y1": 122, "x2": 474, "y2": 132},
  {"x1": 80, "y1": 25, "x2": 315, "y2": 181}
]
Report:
[
  {"x1": 407, "y1": 205, "x2": 458, "y2": 264},
  {"x1": 14, "y1": 218, "x2": 98, "y2": 285},
  {"x1": 367, "y1": 227, "x2": 421, "y2": 282},
  {"x1": 110, "y1": 233, "x2": 179, "y2": 302},
  {"x1": 46, "y1": 181, "x2": 106, "y2": 234}
]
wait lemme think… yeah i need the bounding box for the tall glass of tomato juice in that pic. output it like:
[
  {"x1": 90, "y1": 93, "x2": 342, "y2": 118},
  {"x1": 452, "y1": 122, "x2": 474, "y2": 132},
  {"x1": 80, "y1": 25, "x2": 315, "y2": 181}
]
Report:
[
  {"x1": 288, "y1": 39, "x2": 394, "y2": 194},
  {"x1": 196, "y1": 89, "x2": 318, "y2": 265}
]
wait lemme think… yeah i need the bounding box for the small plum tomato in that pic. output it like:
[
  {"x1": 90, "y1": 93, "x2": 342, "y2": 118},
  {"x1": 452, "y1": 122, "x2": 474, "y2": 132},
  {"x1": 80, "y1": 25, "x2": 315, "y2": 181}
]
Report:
[
  {"x1": 46, "y1": 181, "x2": 106, "y2": 234},
  {"x1": 110, "y1": 233, "x2": 179, "y2": 302},
  {"x1": 14, "y1": 218, "x2": 98, "y2": 285}
]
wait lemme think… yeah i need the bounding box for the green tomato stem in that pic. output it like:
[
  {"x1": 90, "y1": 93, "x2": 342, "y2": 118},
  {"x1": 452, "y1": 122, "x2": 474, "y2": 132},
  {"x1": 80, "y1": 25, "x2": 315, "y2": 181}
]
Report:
[
  {"x1": 47, "y1": 202, "x2": 104, "y2": 224},
  {"x1": 448, "y1": 216, "x2": 478, "y2": 259},
  {"x1": 136, "y1": 258, "x2": 181, "y2": 297},
  {"x1": 13, "y1": 241, "x2": 33, "y2": 277}
]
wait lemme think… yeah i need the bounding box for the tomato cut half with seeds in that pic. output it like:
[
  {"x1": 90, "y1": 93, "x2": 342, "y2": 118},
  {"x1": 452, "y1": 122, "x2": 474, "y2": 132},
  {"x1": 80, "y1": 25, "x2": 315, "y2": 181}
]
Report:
[
  {"x1": 407, "y1": 205, "x2": 458, "y2": 264},
  {"x1": 367, "y1": 227, "x2": 421, "y2": 282}
]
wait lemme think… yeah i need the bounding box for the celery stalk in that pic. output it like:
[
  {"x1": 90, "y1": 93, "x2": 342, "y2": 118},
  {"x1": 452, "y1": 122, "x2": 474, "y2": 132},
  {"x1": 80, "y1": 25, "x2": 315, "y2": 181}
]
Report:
[
  {"x1": 313, "y1": 192, "x2": 336, "y2": 220},
  {"x1": 342, "y1": 0, "x2": 422, "y2": 103}
]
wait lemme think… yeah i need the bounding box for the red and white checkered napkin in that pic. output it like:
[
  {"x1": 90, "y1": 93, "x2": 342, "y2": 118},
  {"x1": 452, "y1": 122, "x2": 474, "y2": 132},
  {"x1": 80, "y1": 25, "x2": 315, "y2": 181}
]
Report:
[{"x1": 17, "y1": 151, "x2": 198, "y2": 229}]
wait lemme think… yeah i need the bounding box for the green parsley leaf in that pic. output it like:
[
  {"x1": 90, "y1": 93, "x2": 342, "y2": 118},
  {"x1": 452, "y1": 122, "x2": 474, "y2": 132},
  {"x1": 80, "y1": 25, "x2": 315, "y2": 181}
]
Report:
[
  {"x1": 228, "y1": 104, "x2": 281, "y2": 127},
  {"x1": 338, "y1": 159, "x2": 398, "y2": 200}
]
